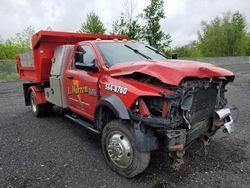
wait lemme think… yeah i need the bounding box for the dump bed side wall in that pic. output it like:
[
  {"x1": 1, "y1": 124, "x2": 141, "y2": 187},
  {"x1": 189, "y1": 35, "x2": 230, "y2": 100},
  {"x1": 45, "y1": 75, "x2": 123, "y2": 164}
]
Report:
[
  {"x1": 17, "y1": 30, "x2": 128, "y2": 83},
  {"x1": 17, "y1": 42, "x2": 62, "y2": 82},
  {"x1": 17, "y1": 52, "x2": 35, "y2": 81},
  {"x1": 33, "y1": 42, "x2": 64, "y2": 82}
]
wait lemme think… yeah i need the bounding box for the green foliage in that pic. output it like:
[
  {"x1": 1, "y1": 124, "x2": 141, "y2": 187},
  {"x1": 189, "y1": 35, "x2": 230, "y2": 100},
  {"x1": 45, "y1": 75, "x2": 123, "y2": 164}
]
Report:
[
  {"x1": 174, "y1": 11, "x2": 250, "y2": 57},
  {"x1": 143, "y1": 0, "x2": 172, "y2": 50},
  {"x1": 80, "y1": 12, "x2": 106, "y2": 34},
  {"x1": 174, "y1": 41, "x2": 202, "y2": 57},
  {"x1": 0, "y1": 27, "x2": 35, "y2": 80},
  {"x1": 0, "y1": 60, "x2": 18, "y2": 81},
  {"x1": 112, "y1": 0, "x2": 171, "y2": 48},
  {"x1": 198, "y1": 11, "x2": 249, "y2": 57},
  {"x1": 0, "y1": 26, "x2": 34, "y2": 59},
  {"x1": 112, "y1": 15, "x2": 126, "y2": 36},
  {"x1": 0, "y1": 43, "x2": 29, "y2": 59},
  {"x1": 112, "y1": 13, "x2": 142, "y2": 40},
  {"x1": 10, "y1": 26, "x2": 35, "y2": 49},
  {"x1": 245, "y1": 33, "x2": 250, "y2": 56},
  {"x1": 112, "y1": 0, "x2": 142, "y2": 40}
]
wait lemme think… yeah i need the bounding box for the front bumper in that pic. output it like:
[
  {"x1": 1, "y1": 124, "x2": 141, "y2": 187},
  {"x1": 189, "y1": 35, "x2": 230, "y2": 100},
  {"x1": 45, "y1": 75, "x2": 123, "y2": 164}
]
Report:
[
  {"x1": 163, "y1": 107, "x2": 236, "y2": 169},
  {"x1": 164, "y1": 107, "x2": 236, "y2": 154},
  {"x1": 215, "y1": 108, "x2": 235, "y2": 134},
  {"x1": 130, "y1": 107, "x2": 236, "y2": 154}
]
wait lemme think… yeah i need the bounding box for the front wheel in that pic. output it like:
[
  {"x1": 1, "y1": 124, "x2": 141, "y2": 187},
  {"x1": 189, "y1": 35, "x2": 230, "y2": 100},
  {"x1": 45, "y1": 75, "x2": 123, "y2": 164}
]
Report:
[{"x1": 101, "y1": 120, "x2": 151, "y2": 178}]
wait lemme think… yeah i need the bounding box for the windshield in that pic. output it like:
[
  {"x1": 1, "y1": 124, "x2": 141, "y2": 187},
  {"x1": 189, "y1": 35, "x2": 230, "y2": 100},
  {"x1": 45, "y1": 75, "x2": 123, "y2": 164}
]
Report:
[{"x1": 97, "y1": 42, "x2": 167, "y2": 67}]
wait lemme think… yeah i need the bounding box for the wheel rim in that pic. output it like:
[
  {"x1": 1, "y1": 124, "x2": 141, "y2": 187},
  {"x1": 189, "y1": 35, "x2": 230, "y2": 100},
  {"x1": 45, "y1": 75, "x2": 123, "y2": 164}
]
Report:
[
  {"x1": 106, "y1": 131, "x2": 133, "y2": 169},
  {"x1": 31, "y1": 93, "x2": 37, "y2": 113}
]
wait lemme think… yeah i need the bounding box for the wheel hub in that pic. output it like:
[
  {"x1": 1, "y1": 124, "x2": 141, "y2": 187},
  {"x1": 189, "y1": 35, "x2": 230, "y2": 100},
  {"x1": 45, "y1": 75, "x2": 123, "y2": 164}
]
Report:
[
  {"x1": 31, "y1": 94, "x2": 37, "y2": 113},
  {"x1": 106, "y1": 133, "x2": 133, "y2": 168}
]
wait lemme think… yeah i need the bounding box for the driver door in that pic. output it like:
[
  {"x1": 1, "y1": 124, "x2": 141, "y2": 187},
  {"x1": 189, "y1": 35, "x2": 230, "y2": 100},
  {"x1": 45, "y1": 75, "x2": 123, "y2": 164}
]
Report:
[{"x1": 64, "y1": 44, "x2": 100, "y2": 121}]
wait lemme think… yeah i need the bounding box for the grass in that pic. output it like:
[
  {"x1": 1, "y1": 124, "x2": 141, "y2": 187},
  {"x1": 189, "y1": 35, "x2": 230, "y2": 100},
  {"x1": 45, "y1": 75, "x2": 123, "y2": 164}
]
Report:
[{"x1": 0, "y1": 60, "x2": 19, "y2": 81}]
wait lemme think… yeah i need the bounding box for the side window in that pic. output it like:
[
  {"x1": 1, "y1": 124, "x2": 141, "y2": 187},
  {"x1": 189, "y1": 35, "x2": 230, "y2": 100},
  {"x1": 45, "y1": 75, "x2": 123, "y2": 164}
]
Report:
[
  {"x1": 82, "y1": 46, "x2": 96, "y2": 65},
  {"x1": 73, "y1": 45, "x2": 96, "y2": 68}
]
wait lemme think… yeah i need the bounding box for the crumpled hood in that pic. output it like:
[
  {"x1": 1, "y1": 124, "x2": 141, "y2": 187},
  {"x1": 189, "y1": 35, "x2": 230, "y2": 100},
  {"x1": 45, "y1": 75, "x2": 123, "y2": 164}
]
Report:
[{"x1": 108, "y1": 59, "x2": 234, "y2": 86}]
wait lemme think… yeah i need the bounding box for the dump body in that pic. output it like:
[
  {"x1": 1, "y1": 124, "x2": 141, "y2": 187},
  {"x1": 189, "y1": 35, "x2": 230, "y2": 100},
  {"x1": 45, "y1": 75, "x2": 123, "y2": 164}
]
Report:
[{"x1": 16, "y1": 31, "x2": 128, "y2": 82}]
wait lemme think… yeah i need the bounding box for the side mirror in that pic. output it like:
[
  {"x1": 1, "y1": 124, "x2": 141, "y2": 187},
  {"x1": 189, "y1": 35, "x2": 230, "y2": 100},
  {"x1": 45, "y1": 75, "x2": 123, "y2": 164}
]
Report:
[
  {"x1": 172, "y1": 54, "x2": 178, "y2": 59},
  {"x1": 75, "y1": 46, "x2": 86, "y2": 63},
  {"x1": 75, "y1": 61, "x2": 99, "y2": 72}
]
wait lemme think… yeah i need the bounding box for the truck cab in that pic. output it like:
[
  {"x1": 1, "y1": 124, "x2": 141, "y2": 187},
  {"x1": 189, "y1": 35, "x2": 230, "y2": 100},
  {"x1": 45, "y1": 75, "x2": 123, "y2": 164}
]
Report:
[{"x1": 17, "y1": 31, "x2": 236, "y2": 178}]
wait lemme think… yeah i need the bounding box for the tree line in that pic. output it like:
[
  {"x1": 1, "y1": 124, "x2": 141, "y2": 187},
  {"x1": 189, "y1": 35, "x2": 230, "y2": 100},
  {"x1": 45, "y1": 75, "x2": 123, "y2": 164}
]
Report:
[
  {"x1": 0, "y1": 0, "x2": 249, "y2": 60},
  {"x1": 79, "y1": 0, "x2": 171, "y2": 50},
  {"x1": 0, "y1": 26, "x2": 35, "y2": 59},
  {"x1": 174, "y1": 11, "x2": 250, "y2": 57},
  {"x1": 0, "y1": 0, "x2": 170, "y2": 59}
]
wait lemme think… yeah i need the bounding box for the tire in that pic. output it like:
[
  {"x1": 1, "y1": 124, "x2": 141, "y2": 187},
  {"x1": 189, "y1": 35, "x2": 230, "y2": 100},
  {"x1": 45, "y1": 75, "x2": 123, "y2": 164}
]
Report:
[
  {"x1": 101, "y1": 120, "x2": 151, "y2": 178},
  {"x1": 45, "y1": 103, "x2": 54, "y2": 115},
  {"x1": 30, "y1": 91, "x2": 48, "y2": 117}
]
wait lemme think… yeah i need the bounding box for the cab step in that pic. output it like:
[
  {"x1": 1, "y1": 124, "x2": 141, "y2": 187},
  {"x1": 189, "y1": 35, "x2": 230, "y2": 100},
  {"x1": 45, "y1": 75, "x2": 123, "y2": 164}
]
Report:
[{"x1": 65, "y1": 114, "x2": 100, "y2": 134}]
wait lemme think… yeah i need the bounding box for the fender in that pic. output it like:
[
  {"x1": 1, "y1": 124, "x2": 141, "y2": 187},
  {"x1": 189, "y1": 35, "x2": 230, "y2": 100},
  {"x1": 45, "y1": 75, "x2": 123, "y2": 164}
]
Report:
[
  {"x1": 94, "y1": 94, "x2": 158, "y2": 151},
  {"x1": 29, "y1": 86, "x2": 46, "y2": 105},
  {"x1": 94, "y1": 94, "x2": 130, "y2": 130},
  {"x1": 23, "y1": 83, "x2": 46, "y2": 105}
]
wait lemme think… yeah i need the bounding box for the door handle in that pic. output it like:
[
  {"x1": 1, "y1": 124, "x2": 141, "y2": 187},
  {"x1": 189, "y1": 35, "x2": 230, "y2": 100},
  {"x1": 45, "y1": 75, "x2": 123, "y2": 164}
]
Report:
[{"x1": 67, "y1": 75, "x2": 74, "y2": 79}]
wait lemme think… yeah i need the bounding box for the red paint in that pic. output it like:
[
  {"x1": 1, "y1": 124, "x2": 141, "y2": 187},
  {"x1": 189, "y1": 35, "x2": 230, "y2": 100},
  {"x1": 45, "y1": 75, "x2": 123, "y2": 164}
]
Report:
[
  {"x1": 29, "y1": 86, "x2": 46, "y2": 105},
  {"x1": 162, "y1": 101, "x2": 168, "y2": 117},
  {"x1": 17, "y1": 30, "x2": 235, "y2": 121},
  {"x1": 108, "y1": 60, "x2": 234, "y2": 86},
  {"x1": 64, "y1": 43, "x2": 101, "y2": 120},
  {"x1": 17, "y1": 30, "x2": 128, "y2": 82},
  {"x1": 139, "y1": 98, "x2": 150, "y2": 116}
]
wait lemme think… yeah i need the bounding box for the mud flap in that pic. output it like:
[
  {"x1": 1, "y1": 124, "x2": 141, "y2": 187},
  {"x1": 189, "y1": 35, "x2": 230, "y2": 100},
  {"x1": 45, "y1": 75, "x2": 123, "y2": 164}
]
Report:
[{"x1": 131, "y1": 122, "x2": 159, "y2": 152}]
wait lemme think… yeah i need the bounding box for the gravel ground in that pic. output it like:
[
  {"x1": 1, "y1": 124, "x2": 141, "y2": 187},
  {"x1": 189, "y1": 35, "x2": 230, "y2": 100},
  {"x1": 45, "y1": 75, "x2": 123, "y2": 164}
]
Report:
[{"x1": 0, "y1": 64, "x2": 250, "y2": 188}]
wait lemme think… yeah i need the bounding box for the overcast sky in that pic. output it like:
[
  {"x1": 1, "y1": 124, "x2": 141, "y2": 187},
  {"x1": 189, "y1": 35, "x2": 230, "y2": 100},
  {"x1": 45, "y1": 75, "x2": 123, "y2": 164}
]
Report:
[{"x1": 0, "y1": 0, "x2": 249, "y2": 47}]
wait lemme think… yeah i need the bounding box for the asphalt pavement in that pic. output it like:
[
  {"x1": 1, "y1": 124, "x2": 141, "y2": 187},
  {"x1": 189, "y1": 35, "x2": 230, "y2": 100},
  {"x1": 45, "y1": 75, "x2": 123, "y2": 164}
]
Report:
[{"x1": 0, "y1": 64, "x2": 250, "y2": 188}]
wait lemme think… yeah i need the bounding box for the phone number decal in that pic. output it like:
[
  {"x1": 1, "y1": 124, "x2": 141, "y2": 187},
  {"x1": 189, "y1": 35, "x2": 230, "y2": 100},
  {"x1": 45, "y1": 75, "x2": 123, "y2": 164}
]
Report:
[{"x1": 105, "y1": 83, "x2": 128, "y2": 95}]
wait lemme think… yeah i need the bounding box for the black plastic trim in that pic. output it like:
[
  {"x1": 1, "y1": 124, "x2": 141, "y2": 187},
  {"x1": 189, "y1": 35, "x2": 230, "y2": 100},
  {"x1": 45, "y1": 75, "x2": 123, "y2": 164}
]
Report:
[
  {"x1": 94, "y1": 94, "x2": 130, "y2": 130},
  {"x1": 23, "y1": 82, "x2": 41, "y2": 105},
  {"x1": 130, "y1": 122, "x2": 159, "y2": 152},
  {"x1": 130, "y1": 113, "x2": 171, "y2": 128}
]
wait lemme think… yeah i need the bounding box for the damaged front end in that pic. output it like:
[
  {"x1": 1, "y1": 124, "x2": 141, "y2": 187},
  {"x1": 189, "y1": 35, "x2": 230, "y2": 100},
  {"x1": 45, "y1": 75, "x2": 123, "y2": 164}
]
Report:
[{"x1": 130, "y1": 77, "x2": 236, "y2": 169}]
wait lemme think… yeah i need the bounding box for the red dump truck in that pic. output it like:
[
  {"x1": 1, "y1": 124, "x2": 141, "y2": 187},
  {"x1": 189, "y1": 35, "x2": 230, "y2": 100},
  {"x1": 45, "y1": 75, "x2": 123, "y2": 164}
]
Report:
[{"x1": 17, "y1": 30, "x2": 236, "y2": 178}]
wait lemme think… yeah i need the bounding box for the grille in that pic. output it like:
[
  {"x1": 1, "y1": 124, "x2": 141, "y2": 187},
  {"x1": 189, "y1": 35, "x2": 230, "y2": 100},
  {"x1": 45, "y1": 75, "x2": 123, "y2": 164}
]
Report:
[{"x1": 190, "y1": 87, "x2": 217, "y2": 124}]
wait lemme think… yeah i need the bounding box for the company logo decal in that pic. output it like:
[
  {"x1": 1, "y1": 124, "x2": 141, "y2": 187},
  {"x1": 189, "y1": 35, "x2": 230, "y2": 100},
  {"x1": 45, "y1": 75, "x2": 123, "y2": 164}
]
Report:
[
  {"x1": 67, "y1": 80, "x2": 97, "y2": 97},
  {"x1": 68, "y1": 85, "x2": 88, "y2": 95}
]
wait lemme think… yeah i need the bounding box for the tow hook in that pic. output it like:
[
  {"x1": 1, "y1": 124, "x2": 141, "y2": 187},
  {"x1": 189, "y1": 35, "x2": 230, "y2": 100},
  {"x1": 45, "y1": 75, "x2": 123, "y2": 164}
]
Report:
[
  {"x1": 214, "y1": 107, "x2": 236, "y2": 134},
  {"x1": 171, "y1": 150, "x2": 185, "y2": 170},
  {"x1": 166, "y1": 129, "x2": 186, "y2": 170},
  {"x1": 201, "y1": 135, "x2": 211, "y2": 146}
]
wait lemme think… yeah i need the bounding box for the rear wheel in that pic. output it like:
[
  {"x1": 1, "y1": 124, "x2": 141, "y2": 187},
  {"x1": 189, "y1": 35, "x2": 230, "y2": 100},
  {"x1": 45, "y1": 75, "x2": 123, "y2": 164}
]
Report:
[
  {"x1": 101, "y1": 120, "x2": 151, "y2": 178},
  {"x1": 30, "y1": 91, "x2": 52, "y2": 117}
]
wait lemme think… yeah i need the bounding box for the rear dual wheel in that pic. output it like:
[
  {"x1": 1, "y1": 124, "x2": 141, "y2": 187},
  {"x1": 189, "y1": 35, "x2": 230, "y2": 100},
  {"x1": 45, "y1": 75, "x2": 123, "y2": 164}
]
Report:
[
  {"x1": 30, "y1": 91, "x2": 53, "y2": 117},
  {"x1": 101, "y1": 120, "x2": 151, "y2": 178}
]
